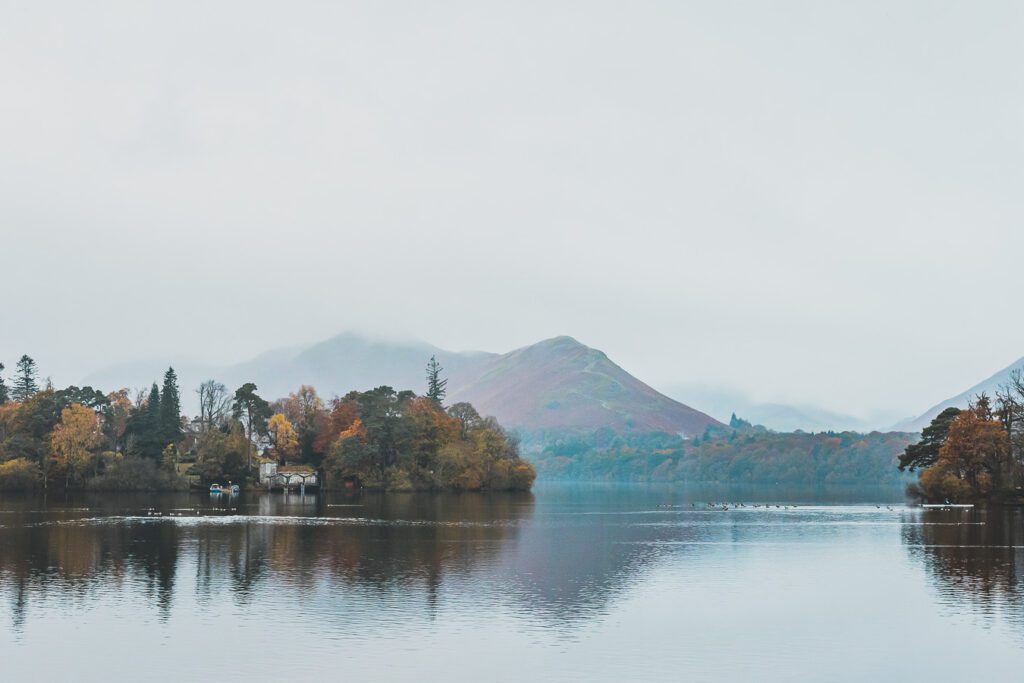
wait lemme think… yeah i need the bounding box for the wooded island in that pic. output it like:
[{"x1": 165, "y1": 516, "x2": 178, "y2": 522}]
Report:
[
  {"x1": 0, "y1": 355, "x2": 535, "y2": 492},
  {"x1": 899, "y1": 369, "x2": 1024, "y2": 503}
]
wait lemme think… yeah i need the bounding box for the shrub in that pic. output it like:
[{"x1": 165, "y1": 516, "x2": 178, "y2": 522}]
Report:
[{"x1": 0, "y1": 458, "x2": 38, "y2": 491}]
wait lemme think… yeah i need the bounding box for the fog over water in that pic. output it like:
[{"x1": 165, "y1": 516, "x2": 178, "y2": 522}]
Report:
[{"x1": 2, "y1": 2, "x2": 1023, "y2": 418}]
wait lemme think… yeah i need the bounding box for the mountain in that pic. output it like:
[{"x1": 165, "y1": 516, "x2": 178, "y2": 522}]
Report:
[
  {"x1": 83, "y1": 333, "x2": 491, "y2": 407},
  {"x1": 896, "y1": 356, "x2": 1024, "y2": 432},
  {"x1": 84, "y1": 333, "x2": 719, "y2": 437},
  {"x1": 662, "y1": 383, "x2": 901, "y2": 433},
  {"x1": 220, "y1": 333, "x2": 494, "y2": 402},
  {"x1": 448, "y1": 336, "x2": 720, "y2": 436}
]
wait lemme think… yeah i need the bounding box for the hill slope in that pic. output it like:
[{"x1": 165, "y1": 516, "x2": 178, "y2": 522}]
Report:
[
  {"x1": 221, "y1": 332, "x2": 493, "y2": 401},
  {"x1": 85, "y1": 333, "x2": 719, "y2": 436},
  {"x1": 448, "y1": 336, "x2": 721, "y2": 435},
  {"x1": 897, "y1": 356, "x2": 1024, "y2": 432}
]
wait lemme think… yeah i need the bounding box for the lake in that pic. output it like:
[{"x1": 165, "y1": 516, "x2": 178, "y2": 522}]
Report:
[{"x1": 2, "y1": 483, "x2": 1023, "y2": 681}]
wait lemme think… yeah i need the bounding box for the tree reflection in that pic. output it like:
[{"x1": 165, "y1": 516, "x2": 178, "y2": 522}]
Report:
[
  {"x1": 0, "y1": 489, "x2": 676, "y2": 633},
  {"x1": 904, "y1": 508, "x2": 1024, "y2": 624}
]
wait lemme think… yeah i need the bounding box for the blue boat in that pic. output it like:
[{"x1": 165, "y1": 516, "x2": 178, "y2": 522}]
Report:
[{"x1": 209, "y1": 484, "x2": 223, "y2": 494}]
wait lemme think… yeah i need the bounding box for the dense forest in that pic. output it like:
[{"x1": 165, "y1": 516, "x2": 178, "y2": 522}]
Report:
[
  {"x1": 0, "y1": 355, "x2": 534, "y2": 492},
  {"x1": 899, "y1": 370, "x2": 1024, "y2": 502},
  {"x1": 529, "y1": 417, "x2": 915, "y2": 487}
]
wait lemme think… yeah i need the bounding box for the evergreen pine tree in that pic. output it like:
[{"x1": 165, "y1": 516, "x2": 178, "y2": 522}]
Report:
[
  {"x1": 0, "y1": 362, "x2": 8, "y2": 404},
  {"x1": 426, "y1": 355, "x2": 447, "y2": 405},
  {"x1": 143, "y1": 382, "x2": 162, "y2": 458},
  {"x1": 160, "y1": 367, "x2": 183, "y2": 446},
  {"x1": 11, "y1": 355, "x2": 38, "y2": 402}
]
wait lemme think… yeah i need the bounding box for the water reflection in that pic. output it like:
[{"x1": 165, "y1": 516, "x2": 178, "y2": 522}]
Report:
[
  {"x1": 8, "y1": 485, "x2": 1024, "y2": 681},
  {"x1": 0, "y1": 487, "x2": 728, "y2": 636},
  {"x1": 1, "y1": 492, "x2": 549, "y2": 626},
  {"x1": 903, "y1": 507, "x2": 1024, "y2": 624}
]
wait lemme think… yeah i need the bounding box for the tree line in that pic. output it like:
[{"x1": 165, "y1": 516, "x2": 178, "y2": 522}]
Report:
[
  {"x1": 0, "y1": 354, "x2": 534, "y2": 492},
  {"x1": 899, "y1": 369, "x2": 1024, "y2": 502},
  {"x1": 529, "y1": 422, "x2": 915, "y2": 486}
]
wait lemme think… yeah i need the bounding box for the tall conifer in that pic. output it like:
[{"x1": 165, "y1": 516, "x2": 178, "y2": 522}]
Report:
[
  {"x1": 143, "y1": 382, "x2": 162, "y2": 458},
  {"x1": 160, "y1": 367, "x2": 183, "y2": 446},
  {"x1": 11, "y1": 355, "x2": 38, "y2": 402},
  {"x1": 426, "y1": 356, "x2": 447, "y2": 405},
  {"x1": 0, "y1": 362, "x2": 8, "y2": 404}
]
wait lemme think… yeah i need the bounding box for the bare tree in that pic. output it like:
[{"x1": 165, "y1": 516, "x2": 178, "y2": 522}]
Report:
[
  {"x1": 996, "y1": 368, "x2": 1024, "y2": 472},
  {"x1": 196, "y1": 380, "x2": 231, "y2": 433}
]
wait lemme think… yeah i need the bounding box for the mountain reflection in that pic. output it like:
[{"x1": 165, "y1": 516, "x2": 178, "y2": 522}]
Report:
[
  {"x1": 0, "y1": 490, "x2": 672, "y2": 631},
  {"x1": 903, "y1": 508, "x2": 1024, "y2": 622}
]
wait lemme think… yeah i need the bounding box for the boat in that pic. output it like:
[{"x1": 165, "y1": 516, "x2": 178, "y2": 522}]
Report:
[
  {"x1": 209, "y1": 484, "x2": 223, "y2": 494},
  {"x1": 921, "y1": 503, "x2": 974, "y2": 508},
  {"x1": 229, "y1": 484, "x2": 240, "y2": 494}
]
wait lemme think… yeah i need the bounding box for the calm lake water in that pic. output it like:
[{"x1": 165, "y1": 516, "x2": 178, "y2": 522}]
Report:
[{"x1": 2, "y1": 483, "x2": 1024, "y2": 681}]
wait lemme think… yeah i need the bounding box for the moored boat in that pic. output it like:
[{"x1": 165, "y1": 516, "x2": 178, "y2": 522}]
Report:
[{"x1": 209, "y1": 484, "x2": 223, "y2": 494}]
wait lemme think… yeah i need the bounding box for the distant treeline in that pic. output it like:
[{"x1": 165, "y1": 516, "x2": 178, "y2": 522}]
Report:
[
  {"x1": 527, "y1": 418, "x2": 915, "y2": 487},
  {"x1": 0, "y1": 355, "x2": 534, "y2": 493}
]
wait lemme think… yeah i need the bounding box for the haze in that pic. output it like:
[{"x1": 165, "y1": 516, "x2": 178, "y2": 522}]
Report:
[{"x1": 2, "y1": 1, "x2": 1022, "y2": 421}]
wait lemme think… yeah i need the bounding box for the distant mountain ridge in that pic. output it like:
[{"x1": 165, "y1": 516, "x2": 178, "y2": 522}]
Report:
[
  {"x1": 897, "y1": 356, "x2": 1024, "y2": 432},
  {"x1": 663, "y1": 383, "x2": 903, "y2": 433},
  {"x1": 84, "y1": 333, "x2": 720, "y2": 437}
]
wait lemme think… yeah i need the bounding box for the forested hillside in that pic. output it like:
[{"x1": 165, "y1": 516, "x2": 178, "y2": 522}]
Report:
[{"x1": 530, "y1": 421, "x2": 915, "y2": 487}]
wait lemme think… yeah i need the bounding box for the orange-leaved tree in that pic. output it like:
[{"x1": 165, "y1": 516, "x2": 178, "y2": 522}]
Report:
[{"x1": 920, "y1": 396, "x2": 1010, "y2": 501}]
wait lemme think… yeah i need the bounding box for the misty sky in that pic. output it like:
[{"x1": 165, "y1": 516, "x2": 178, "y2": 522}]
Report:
[{"x1": 2, "y1": 1, "x2": 1023, "y2": 420}]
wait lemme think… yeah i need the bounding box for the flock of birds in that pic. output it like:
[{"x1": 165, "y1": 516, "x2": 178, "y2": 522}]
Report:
[
  {"x1": 651, "y1": 502, "x2": 800, "y2": 511},
  {"x1": 143, "y1": 507, "x2": 209, "y2": 517},
  {"x1": 656, "y1": 502, "x2": 898, "y2": 511},
  {"x1": 700, "y1": 502, "x2": 797, "y2": 511}
]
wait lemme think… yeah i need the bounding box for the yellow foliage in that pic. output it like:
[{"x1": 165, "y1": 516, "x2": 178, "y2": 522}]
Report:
[
  {"x1": 50, "y1": 404, "x2": 102, "y2": 485},
  {"x1": 267, "y1": 413, "x2": 299, "y2": 462}
]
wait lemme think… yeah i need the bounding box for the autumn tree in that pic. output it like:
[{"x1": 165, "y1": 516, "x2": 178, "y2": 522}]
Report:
[
  {"x1": 919, "y1": 397, "x2": 1011, "y2": 501},
  {"x1": 194, "y1": 423, "x2": 249, "y2": 484},
  {"x1": 233, "y1": 383, "x2": 272, "y2": 471},
  {"x1": 447, "y1": 402, "x2": 481, "y2": 438},
  {"x1": 408, "y1": 396, "x2": 460, "y2": 476},
  {"x1": 325, "y1": 420, "x2": 379, "y2": 486},
  {"x1": 322, "y1": 386, "x2": 533, "y2": 492},
  {"x1": 3, "y1": 389, "x2": 64, "y2": 489},
  {"x1": 899, "y1": 407, "x2": 962, "y2": 471},
  {"x1": 50, "y1": 403, "x2": 103, "y2": 488},
  {"x1": 275, "y1": 385, "x2": 326, "y2": 465},
  {"x1": 267, "y1": 413, "x2": 299, "y2": 464},
  {"x1": 102, "y1": 389, "x2": 133, "y2": 452},
  {"x1": 313, "y1": 397, "x2": 359, "y2": 454},
  {"x1": 11, "y1": 355, "x2": 38, "y2": 402},
  {"x1": 426, "y1": 356, "x2": 447, "y2": 405}
]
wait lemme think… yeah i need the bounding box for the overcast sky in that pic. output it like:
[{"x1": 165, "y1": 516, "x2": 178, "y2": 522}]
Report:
[{"x1": 2, "y1": 1, "x2": 1022, "y2": 419}]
